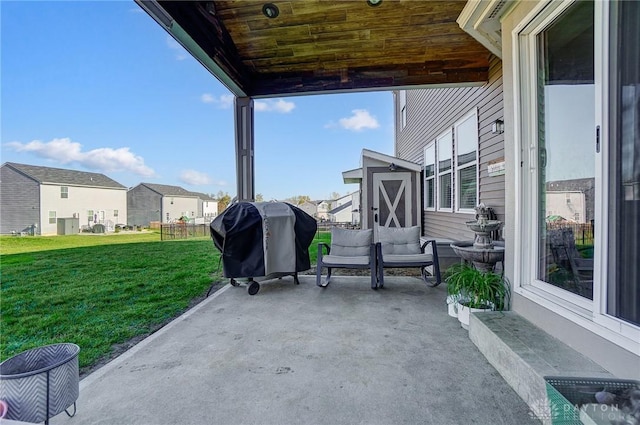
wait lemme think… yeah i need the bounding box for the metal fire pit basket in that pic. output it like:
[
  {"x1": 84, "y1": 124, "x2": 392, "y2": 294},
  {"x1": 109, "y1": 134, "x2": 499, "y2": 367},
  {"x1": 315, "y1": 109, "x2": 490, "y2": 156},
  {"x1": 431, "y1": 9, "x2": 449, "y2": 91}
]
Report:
[{"x1": 0, "y1": 343, "x2": 80, "y2": 424}]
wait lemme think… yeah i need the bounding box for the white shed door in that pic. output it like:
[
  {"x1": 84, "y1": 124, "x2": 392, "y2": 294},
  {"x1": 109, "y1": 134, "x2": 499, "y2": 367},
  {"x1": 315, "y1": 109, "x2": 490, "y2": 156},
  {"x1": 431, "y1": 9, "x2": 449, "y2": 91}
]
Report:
[{"x1": 373, "y1": 172, "x2": 412, "y2": 240}]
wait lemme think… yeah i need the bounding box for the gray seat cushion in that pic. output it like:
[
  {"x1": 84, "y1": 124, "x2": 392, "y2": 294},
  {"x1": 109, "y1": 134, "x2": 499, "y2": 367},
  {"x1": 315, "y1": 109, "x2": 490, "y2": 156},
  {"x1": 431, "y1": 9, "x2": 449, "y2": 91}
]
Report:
[
  {"x1": 330, "y1": 227, "x2": 373, "y2": 257},
  {"x1": 322, "y1": 255, "x2": 370, "y2": 266},
  {"x1": 378, "y1": 226, "x2": 421, "y2": 255},
  {"x1": 382, "y1": 253, "x2": 433, "y2": 265}
]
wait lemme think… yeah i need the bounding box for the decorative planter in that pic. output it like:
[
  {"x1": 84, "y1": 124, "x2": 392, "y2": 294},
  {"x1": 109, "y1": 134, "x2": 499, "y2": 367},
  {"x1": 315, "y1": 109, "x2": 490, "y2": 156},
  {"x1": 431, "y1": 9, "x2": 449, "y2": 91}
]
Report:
[
  {"x1": 0, "y1": 343, "x2": 80, "y2": 424},
  {"x1": 457, "y1": 303, "x2": 492, "y2": 330},
  {"x1": 446, "y1": 295, "x2": 458, "y2": 318}
]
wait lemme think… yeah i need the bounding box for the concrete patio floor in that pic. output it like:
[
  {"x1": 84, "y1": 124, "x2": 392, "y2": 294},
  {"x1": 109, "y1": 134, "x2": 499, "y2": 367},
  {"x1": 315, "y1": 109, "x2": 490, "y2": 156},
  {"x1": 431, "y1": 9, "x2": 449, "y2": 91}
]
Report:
[{"x1": 50, "y1": 275, "x2": 540, "y2": 425}]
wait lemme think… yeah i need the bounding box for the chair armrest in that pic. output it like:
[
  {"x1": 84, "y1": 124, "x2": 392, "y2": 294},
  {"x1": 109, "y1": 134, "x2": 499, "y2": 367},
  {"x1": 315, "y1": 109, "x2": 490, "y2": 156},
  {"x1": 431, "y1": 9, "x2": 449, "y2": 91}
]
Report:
[
  {"x1": 318, "y1": 242, "x2": 331, "y2": 255},
  {"x1": 421, "y1": 239, "x2": 437, "y2": 254}
]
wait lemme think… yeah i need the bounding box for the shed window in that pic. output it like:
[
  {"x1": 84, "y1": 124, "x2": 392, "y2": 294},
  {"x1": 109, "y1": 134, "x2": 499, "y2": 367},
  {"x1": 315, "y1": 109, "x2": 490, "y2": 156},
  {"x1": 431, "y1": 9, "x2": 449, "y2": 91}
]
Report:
[{"x1": 49, "y1": 211, "x2": 56, "y2": 224}]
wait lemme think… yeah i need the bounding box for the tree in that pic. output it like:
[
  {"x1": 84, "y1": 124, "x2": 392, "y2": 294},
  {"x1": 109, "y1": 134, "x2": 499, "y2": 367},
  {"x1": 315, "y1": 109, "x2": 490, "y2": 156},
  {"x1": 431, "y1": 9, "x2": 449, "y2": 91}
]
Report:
[
  {"x1": 285, "y1": 195, "x2": 311, "y2": 205},
  {"x1": 329, "y1": 192, "x2": 341, "y2": 200},
  {"x1": 216, "y1": 191, "x2": 232, "y2": 212},
  {"x1": 255, "y1": 193, "x2": 264, "y2": 202}
]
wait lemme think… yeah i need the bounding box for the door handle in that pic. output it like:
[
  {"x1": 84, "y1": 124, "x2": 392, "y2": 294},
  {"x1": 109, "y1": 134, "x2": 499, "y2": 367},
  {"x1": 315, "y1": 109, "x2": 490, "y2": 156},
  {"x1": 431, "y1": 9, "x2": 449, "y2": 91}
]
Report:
[{"x1": 374, "y1": 213, "x2": 378, "y2": 223}]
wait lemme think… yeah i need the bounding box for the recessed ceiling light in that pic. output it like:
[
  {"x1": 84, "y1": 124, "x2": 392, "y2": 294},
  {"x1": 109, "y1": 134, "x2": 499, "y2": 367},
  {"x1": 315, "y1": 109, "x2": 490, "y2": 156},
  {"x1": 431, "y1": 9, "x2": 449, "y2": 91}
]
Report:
[
  {"x1": 262, "y1": 3, "x2": 279, "y2": 18},
  {"x1": 366, "y1": 0, "x2": 382, "y2": 6}
]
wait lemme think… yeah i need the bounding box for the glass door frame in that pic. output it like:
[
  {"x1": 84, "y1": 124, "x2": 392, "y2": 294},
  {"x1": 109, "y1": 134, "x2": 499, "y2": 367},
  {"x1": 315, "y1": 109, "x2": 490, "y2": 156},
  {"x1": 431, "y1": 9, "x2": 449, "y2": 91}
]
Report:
[{"x1": 513, "y1": 0, "x2": 640, "y2": 352}]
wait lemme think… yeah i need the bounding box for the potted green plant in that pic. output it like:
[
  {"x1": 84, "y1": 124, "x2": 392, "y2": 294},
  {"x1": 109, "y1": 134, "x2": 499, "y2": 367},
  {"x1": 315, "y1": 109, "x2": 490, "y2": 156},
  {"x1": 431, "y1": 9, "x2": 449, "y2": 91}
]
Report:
[{"x1": 444, "y1": 263, "x2": 510, "y2": 329}]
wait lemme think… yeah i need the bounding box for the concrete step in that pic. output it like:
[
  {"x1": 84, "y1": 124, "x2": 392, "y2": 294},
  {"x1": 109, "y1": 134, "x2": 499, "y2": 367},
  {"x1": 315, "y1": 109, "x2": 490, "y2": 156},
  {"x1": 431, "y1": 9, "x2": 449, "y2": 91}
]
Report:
[{"x1": 469, "y1": 311, "x2": 613, "y2": 424}]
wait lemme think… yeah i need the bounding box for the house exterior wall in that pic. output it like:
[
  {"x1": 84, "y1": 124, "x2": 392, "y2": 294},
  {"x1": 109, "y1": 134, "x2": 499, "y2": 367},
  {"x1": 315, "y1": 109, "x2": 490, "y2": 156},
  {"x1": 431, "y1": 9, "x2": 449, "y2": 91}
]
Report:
[
  {"x1": 39, "y1": 184, "x2": 126, "y2": 235},
  {"x1": 0, "y1": 165, "x2": 40, "y2": 234},
  {"x1": 298, "y1": 201, "x2": 317, "y2": 219},
  {"x1": 330, "y1": 205, "x2": 352, "y2": 223},
  {"x1": 161, "y1": 197, "x2": 198, "y2": 222},
  {"x1": 394, "y1": 57, "x2": 505, "y2": 241},
  {"x1": 127, "y1": 185, "x2": 162, "y2": 227},
  {"x1": 501, "y1": 0, "x2": 639, "y2": 379},
  {"x1": 202, "y1": 200, "x2": 218, "y2": 220},
  {"x1": 351, "y1": 192, "x2": 361, "y2": 225}
]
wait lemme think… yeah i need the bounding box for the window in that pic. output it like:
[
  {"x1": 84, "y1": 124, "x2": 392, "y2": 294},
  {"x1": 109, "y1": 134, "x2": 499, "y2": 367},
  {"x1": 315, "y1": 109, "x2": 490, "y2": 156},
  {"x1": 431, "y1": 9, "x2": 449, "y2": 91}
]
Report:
[
  {"x1": 60, "y1": 186, "x2": 68, "y2": 199},
  {"x1": 454, "y1": 111, "x2": 478, "y2": 211},
  {"x1": 607, "y1": 0, "x2": 640, "y2": 326},
  {"x1": 87, "y1": 210, "x2": 94, "y2": 222},
  {"x1": 423, "y1": 143, "x2": 436, "y2": 210},
  {"x1": 399, "y1": 90, "x2": 407, "y2": 129},
  {"x1": 516, "y1": 0, "x2": 640, "y2": 349},
  {"x1": 436, "y1": 131, "x2": 453, "y2": 210},
  {"x1": 114, "y1": 210, "x2": 119, "y2": 218},
  {"x1": 49, "y1": 211, "x2": 56, "y2": 224}
]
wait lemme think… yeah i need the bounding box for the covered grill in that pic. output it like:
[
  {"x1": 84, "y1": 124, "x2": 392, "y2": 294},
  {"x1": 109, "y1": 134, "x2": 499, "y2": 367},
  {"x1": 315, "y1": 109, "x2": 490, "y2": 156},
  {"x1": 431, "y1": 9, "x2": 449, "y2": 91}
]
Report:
[{"x1": 210, "y1": 202, "x2": 317, "y2": 295}]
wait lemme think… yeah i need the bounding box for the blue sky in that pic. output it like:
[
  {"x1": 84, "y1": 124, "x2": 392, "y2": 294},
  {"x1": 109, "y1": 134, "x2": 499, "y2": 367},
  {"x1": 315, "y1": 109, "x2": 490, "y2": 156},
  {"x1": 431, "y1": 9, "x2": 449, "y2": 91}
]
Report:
[{"x1": 1, "y1": 1, "x2": 396, "y2": 201}]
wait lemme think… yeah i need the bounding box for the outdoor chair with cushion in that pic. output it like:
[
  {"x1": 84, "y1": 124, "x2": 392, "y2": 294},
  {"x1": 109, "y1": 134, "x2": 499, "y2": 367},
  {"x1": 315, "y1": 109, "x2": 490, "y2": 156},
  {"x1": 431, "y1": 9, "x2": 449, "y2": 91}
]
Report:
[
  {"x1": 316, "y1": 227, "x2": 377, "y2": 289},
  {"x1": 376, "y1": 226, "x2": 441, "y2": 288}
]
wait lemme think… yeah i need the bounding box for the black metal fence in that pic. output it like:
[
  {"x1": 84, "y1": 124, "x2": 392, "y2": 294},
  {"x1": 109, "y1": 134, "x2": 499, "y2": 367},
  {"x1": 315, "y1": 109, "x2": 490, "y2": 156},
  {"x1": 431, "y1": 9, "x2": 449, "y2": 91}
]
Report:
[
  {"x1": 316, "y1": 221, "x2": 360, "y2": 232},
  {"x1": 546, "y1": 222, "x2": 594, "y2": 245},
  {"x1": 160, "y1": 223, "x2": 210, "y2": 241}
]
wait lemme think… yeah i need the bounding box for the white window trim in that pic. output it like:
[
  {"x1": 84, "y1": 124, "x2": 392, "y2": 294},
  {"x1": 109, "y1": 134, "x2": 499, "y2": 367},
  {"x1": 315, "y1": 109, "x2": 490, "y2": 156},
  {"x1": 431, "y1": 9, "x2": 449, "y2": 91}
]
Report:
[
  {"x1": 512, "y1": 0, "x2": 640, "y2": 355},
  {"x1": 454, "y1": 109, "x2": 479, "y2": 214},
  {"x1": 423, "y1": 142, "x2": 436, "y2": 211},
  {"x1": 48, "y1": 211, "x2": 56, "y2": 224},
  {"x1": 436, "y1": 130, "x2": 453, "y2": 212}
]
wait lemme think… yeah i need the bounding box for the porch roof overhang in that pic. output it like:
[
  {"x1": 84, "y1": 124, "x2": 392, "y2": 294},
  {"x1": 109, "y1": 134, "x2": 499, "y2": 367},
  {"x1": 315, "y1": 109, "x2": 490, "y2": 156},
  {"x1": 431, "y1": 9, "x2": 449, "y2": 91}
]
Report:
[{"x1": 136, "y1": 0, "x2": 499, "y2": 98}]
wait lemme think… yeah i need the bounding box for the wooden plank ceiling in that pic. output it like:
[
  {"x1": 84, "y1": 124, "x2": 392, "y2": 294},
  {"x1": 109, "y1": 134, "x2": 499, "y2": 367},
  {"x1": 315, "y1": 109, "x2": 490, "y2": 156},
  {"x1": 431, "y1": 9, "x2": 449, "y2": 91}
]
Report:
[{"x1": 158, "y1": 0, "x2": 491, "y2": 97}]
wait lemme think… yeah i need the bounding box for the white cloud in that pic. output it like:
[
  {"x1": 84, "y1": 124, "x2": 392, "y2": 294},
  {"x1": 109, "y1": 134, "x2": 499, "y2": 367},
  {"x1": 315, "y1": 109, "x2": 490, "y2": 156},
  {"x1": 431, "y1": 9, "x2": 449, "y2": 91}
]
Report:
[
  {"x1": 166, "y1": 35, "x2": 187, "y2": 61},
  {"x1": 5, "y1": 138, "x2": 156, "y2": 177},
  {"x1": 338, "y1": 109, "x2": 380, "y2": 131},
  {"x1": 179, "y1": 170, "x2": 211, "y2": 185},
  {"x1": 201, "y1": 93, "x2": 234, "y2": 109},
  {"x1": 254, "y1": 99, "x2": 295, "y2": 113},
  {"x1": 179, "y1": 170, "x2": 227, "y2": 186}
]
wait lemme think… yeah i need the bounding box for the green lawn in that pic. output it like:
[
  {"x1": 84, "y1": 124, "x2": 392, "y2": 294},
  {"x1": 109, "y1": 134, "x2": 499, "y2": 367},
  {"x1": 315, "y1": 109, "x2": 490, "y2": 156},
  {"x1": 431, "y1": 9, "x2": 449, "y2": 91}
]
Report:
[{"x1": 0, "y1": 231, "x2": 330, "y2": 373}]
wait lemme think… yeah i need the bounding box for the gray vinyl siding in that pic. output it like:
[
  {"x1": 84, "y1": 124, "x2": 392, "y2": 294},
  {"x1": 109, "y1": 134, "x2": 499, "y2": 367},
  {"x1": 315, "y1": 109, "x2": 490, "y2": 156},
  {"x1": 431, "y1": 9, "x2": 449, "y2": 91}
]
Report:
[
  {"x1": 127, "y1": 185, "x2": 162, "y2": 227},
  {"x1": 394, "y1": 56, "x2": 504, "y2": 241},
  {"x1": 0, "y1": 166, "x2": 40, "y2": 234}
]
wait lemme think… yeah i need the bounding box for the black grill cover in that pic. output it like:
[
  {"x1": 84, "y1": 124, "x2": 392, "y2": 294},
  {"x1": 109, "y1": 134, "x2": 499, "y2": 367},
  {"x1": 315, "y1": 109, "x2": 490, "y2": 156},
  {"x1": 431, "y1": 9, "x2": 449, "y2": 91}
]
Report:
[{"x1": 210, "y1": 202, "x2": 317, "y2": 278}]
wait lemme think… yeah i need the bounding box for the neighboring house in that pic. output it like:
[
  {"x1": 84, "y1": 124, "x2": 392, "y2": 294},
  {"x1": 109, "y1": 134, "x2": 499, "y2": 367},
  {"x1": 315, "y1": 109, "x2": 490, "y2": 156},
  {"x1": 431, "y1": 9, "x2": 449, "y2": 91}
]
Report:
[
  {"x1": 382, "y1": 1, "x2": 639, "y2": 382},
  {"x1": 0, "y1": 162, "x2": 127, "y2": 235},
  {"x1": 315, "y1": 200, "x2": 330, "y2": 221},
  {"x1": 127, "y1": 183, "x2": 200, "y2": 226},
  {"x1": 298, "y1": 200, "x2": 318, "y2": 219},
  {"x1": 328, "y1": 191, "x2": 360, "y2": 224},
  {"x1": 190, "y1": 191, "x2": 219, "y2": 222}
]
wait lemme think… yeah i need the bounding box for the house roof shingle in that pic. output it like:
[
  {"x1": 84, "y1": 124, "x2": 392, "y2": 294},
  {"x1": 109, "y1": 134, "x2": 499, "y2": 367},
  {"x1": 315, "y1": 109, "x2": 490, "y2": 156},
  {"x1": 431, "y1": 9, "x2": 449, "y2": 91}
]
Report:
[
  {"x1": 139, "y1": 183, "x2": 200, "y2": 198},
  {"x1": 4, "y1": 162, "x2": 126, "y2": 189}
]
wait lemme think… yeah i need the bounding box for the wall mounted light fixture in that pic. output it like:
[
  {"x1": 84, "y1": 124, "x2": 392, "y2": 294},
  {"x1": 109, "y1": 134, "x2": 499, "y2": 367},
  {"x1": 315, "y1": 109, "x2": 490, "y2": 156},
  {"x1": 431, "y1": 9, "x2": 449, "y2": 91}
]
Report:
[
  {"x1": 262, "y1": 3, "x2": 279, "y2": 18},
  {"x1": 389, "y1": 163, "x2": 397, "y2": 171},
  {"x1": 491, "y1": 119, "x2": 504, "y2": 134},
  {"x1": 367, "y1": 0, "x2": 383, "y2": 6}
]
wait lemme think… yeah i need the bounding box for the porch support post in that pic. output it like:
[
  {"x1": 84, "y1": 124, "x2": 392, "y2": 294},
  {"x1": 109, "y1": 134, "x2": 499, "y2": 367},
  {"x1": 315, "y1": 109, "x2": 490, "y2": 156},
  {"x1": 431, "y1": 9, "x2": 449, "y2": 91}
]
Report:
[{"x1": 234, "y1": 96, "x2": 255, "y2": 201}]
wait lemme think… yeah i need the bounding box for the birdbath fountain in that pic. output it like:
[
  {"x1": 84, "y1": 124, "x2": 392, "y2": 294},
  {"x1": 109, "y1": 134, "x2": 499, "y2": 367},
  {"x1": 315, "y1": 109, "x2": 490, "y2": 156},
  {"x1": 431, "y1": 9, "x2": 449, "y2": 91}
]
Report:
[{"x1": 450, "y1": 204, "x2": 505, "y2": 272}]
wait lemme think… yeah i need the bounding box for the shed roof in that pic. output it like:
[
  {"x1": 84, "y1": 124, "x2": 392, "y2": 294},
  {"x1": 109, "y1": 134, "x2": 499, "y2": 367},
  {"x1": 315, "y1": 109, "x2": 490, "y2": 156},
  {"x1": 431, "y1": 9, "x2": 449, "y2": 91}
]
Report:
[{"x1": 3, "y1": 162, "x2": 126, "y2": 189}]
